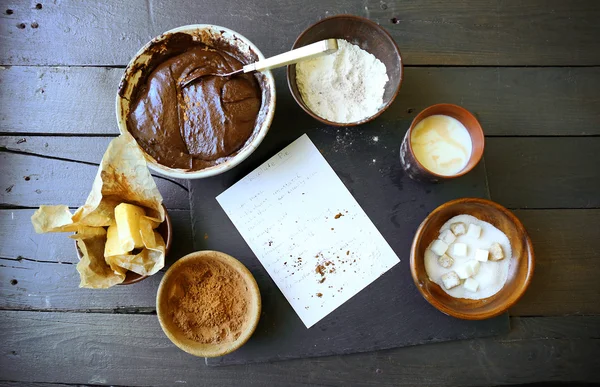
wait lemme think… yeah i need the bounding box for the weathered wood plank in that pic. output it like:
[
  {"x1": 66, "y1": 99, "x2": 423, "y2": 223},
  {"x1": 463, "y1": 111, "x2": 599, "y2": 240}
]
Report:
[
  {"x1": 0, "y1": 258, "x2": 162, "y2": 312},
  {"x1": 486, "y1": 137, "x2": 600, "y2": 209},
  {"x1": 0, "y1": 209, "x2": 193, "y2": 311},
  {"x1": 1, "y1": 136, "x2": 579, "y2": 211},
  {"x1": 0, "y1": 383, "x2": 78, "y2": 387},
  {"x1": 1, "y1": 0, "x2": 599, "y2": 66},
  {"x1": 0, "y1": 136, "x2": 115, "y2": 164},
  {"x1": 0, "y1": 66, "x2": 120, "y2": 135},
  {"x1": 0, "y1": 152, "x2": 189, "y2": 209},
  {"x1": 510, "y1": 210, "x2": 600, "y2": 316},
  {"x1": 2, "y1": 66, "x2": 600, "y2": 136},
  {"x1": 1, "y1": 209, "x2": 597, "y2": 316},
  {"x1": 0, "y1": 209, "x2": 193, "y2": 264},
  {"x1": 0, "y1": 312, "x2": 597, "y2": 386}
]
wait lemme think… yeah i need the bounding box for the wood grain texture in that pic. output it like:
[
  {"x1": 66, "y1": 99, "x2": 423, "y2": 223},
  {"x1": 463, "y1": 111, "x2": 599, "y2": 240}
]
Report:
[
  {"x1": 2, "y1": 66, "x2": 600, "y2": 136},
  {"x1": 510, "y1": 209, "x2": 600, "y2": 316},
  {"x1": 0, "y1": 151, "x2": 190, "y2": 210},
  {"x1": 0, "y1": 66, "x2": 121, "y2": 135},
  {"x1": 0, "y1": 209, "x2": 194, "y2": 311},
  {"x1": 4, "y1": 136, "x2": 593, "y2": 212},
  {"x1": 0, "y1": 311, "x2": 598, "y2": 386},
  {"x1": 1, "y1": 0, "x2": 599, "y2": 66},
  {"x1": 0, "y1": 136, "x2": 115, "y2": 163},
  {"x1": 2, "y1": 207, "x2": 597, "y2": 316},
  {"x1": 0, "y1": 209, "x2": 194, "y2": 264},
  {"x1": 0, "y1": 384, "x2": 75, "y2": 387},
  {"x1": 485, "y1": 137, "x2": 600, "y2": 209}
]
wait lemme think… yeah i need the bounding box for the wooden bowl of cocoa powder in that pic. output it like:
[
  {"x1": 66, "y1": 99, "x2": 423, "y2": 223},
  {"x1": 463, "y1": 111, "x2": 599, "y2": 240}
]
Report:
[{"x1": 156, "y1": 250, "x2": 261, "y2": 357}]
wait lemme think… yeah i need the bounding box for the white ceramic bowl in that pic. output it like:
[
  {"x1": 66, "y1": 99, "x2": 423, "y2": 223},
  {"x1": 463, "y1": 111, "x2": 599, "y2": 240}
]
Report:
[{"x1": 116, "y1": 25, "x2": 276, "y2": 179}]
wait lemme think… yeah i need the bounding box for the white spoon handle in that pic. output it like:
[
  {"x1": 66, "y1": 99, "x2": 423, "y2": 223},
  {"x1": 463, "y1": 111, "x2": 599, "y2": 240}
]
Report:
[{"x1": 244, "y1": 39, "x2": 338, "y2": 73}]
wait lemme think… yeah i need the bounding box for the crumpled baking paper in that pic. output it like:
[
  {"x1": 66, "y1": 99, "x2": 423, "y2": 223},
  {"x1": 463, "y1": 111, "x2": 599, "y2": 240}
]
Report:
[{"x1": 31, "y1": 134, "x2": 166, "y2": 288}]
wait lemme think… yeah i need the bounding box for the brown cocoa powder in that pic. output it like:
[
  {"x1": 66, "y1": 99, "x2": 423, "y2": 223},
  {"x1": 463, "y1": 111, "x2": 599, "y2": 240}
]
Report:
[{"x1": 167, "y1": 259, "x2": 250, "y2": 344}]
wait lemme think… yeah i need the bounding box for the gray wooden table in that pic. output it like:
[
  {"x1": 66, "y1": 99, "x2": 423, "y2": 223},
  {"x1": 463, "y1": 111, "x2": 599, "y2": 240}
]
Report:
[{"x1": 1, "y1": 1, "x2": 599, "y2": 385}]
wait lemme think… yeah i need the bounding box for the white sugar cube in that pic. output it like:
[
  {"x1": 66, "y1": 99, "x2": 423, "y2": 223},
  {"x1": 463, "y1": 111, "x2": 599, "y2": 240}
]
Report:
[
  {"x1": 455, "y1": 265, "x2": 470, "y2": 279},
  {"x1": 441, "y1": 271, "x2": 461, "y2": 290},
  {"x1": 490, "y1": 242, "x2": 505, "y2": 261},
  {"x1": 437, "y1": 254, "x2": 454, "y2": 268},
  {"x1": 464, "y1": 278, "x2": 479, "y2": 292},
  {"x1": 450, "y1": 222, "x2": 467, "y2": 236},
  {"x1": 456, "y1": 261, "x2": 480, "y2": 279},
  {"x1": 452, "y1": 243, "x2": 467, "y2": 257},
  {"x1": 439, "y1": 229, "x2": 456, "y2": 245},
  {"x1": 475, "y1": 248, "x2": 489, "y2": 262},
  {"x1": 430, "y1": 240, "x2": 449, "y2": 256},
  {"x1": 466, "y1": 223, "x2": 482, "y2": 239},
  {"x1": 466, "y1": 260, "x2": 480, "y2": 276}
]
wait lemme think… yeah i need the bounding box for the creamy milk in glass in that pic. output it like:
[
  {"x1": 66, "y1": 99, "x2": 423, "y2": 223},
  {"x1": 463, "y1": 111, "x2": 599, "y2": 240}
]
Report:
[{"x1": 410, "y1": 115, "x2": 472, "y2": 176}]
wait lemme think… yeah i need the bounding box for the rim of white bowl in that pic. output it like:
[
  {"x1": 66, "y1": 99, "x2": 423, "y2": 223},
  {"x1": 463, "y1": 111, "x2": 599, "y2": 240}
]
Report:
[{"x1": 115, "y1": 24, "x2": 276, "y2": 179}]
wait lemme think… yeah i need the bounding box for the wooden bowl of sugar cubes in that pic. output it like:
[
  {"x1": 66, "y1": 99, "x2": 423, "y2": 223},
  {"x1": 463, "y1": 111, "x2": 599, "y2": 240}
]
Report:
[{"x1": 410, "y1": 198, "x2": 535, "y2": 320}]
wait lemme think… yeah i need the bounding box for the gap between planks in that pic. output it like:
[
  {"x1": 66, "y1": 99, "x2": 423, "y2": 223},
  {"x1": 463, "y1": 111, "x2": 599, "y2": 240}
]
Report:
[
  {"x1": 4, "y1": 133, "x2": 600, "y2": 138},
  {"x1": 0, "y1": 148, "x2": 189, "y2": 193},
  {"x1": 2, "y1": 64, "x2": 600, "y2": 69}
]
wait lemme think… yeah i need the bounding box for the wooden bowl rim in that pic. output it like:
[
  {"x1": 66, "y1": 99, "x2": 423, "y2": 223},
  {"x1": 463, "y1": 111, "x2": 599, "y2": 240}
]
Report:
[
  {"x1": 156, "y1": 250, "x2": 262, "y2": 358},
  {"x1": 410, "y1": 197, "x2": 535, "y2": 320},
  {"x1": 286, "y1": 14, "x2": 403, "y2": 127},
  {"x1": 407, "y1": 103, "x2": 485, "y2": 179}
]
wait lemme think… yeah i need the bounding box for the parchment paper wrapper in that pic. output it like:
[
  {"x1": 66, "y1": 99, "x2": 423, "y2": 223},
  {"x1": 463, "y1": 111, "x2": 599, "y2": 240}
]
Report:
[{"x1": 31, "y1": 134, "x2": 166, "y2": 288}]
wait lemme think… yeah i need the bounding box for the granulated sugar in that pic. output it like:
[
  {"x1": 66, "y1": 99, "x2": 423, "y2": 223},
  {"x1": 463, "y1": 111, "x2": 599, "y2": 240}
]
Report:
[
  {"x1": 295, "y1": 39, "x2": 388, "y2": 123},
  {"x1": 424, "y1": 214, "x2": 512, "y2": 300}
]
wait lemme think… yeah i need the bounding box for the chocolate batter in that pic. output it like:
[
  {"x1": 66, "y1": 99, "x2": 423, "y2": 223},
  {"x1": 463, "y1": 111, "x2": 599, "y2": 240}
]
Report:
[{"x1": 127, "y1": 42, "x2": 262, "y2": 170}]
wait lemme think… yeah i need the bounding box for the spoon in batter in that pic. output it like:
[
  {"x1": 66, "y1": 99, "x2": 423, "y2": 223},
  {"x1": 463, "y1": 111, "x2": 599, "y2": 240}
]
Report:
[{"x1": 181, "y1": 39, "x2": 338, "y2": 88}]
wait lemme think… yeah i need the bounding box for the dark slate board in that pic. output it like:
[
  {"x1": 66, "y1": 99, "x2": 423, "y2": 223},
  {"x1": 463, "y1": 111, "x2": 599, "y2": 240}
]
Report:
[{"x1": 190, "y1": 72, "x2": 509, "y2": 366}]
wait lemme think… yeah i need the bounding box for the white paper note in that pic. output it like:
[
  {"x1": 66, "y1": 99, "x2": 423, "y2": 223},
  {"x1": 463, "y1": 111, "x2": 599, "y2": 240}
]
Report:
[{"x1": 217, "y1": 134, "x2": 400, "y2": 328}]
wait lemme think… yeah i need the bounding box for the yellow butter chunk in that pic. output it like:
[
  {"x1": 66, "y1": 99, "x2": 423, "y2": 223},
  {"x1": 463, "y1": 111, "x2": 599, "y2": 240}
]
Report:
[
  {"x1": 104, "y1": 224, "x2": 130, "y2": 257},
  {"x1": 114, "y1": 203, "x2": 146, "y2": 251}
]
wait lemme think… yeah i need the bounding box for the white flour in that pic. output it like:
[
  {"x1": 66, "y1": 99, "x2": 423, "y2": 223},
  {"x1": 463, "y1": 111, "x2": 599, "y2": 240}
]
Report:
[{"x1": 295, "y1": 39, "x2": 388, "y2": 123}]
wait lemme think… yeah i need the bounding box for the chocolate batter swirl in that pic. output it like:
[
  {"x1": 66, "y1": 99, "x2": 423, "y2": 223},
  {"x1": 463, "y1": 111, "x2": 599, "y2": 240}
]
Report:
[{"x1": 127, "y1": 45, "x2": 261, "y2": 170}]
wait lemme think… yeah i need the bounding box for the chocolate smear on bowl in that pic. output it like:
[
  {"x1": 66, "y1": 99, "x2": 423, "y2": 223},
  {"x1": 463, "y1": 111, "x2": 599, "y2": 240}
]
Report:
[{"x1": 122, "y1": 32, "x2": 271, "y2": 171}]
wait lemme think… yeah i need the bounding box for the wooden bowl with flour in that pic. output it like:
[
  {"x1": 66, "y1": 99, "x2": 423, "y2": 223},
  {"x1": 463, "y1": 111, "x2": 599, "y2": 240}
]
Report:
[{"x1": 287, "y1": 15, "x2": 403, "y2": 126}]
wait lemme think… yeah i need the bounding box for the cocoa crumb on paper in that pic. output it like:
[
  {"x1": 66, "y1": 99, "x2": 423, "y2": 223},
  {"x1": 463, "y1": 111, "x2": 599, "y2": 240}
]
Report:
[
  {"x1": 346, "y1": 251, "x2": 350, "y2": 255},
  {"x1": 268, "y1": 241, "x2": 273, "y2": 246},
  {"x1": 334, "y1": 213, "x2": 343, "y2": 219},
  {"x1": 316, "y1": 265, "x2": 326, "y2": 276},
  {"x1": 316, "y1": 293, "x2": 323, "y2": 298}
]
